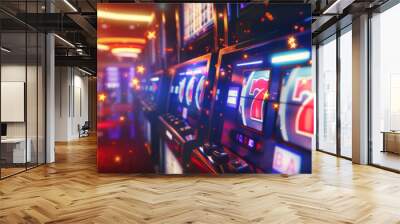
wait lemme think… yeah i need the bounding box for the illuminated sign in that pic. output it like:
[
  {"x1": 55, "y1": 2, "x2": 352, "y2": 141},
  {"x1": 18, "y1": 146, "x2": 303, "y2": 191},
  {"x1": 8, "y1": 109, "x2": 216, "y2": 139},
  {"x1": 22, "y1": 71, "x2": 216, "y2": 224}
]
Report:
[
  {"x1": 227, "y1": 86, "x2": 240, "y2": 108},
  {"x1": 105, "y1": 67, "x2": 120, "y2": 89},
  {"x1": 272, "y1": 146, "x2": 301, "y2": 175},
  {"x1": 183, "y1": 3, "x2": 214, "y2": 42}
]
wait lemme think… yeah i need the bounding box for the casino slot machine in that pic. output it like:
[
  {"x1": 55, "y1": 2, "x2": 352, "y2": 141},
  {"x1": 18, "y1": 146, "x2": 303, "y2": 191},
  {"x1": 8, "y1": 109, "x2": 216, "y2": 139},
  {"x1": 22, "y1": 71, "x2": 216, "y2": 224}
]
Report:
[
  {"x1": 187, "y1": 4, "x2": 313, "y2": 174},
  {"x1": 158, "y1": 54, "x2": 217, "y2": 174},
  {"x1": 137, "y1": 70, "x2": 170, "y2": 169}
]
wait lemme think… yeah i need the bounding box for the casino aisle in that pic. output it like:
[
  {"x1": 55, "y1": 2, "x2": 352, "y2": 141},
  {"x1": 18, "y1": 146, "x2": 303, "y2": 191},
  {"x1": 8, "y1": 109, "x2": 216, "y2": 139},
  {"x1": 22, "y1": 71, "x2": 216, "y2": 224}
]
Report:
[{"x1": 97, "y1": 77, "x2": 154, "y2": 173}]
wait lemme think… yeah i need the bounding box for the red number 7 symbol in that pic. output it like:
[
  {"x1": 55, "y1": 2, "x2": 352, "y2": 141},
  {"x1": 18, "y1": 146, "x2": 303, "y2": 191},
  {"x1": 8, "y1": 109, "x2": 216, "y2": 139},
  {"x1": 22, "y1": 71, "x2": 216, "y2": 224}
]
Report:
[
  {"x1": 293, "y1": 78, "x2": 314, "y2": 137},
  {"x1": 249, "y1": 78, "x2": 269, "y2": 121}
]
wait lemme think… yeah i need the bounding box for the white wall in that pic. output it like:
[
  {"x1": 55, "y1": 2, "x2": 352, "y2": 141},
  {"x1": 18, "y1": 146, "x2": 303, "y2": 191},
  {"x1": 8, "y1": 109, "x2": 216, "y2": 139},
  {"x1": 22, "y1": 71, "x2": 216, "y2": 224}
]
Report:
[
  {"x1": 55, "y1": 67, "x2": 89, "y2": 141},
  {"x1": 1, "y1": 63, "x2": 46, "y2": 164},
  {"x1": 1, "y1": 65, "x2": 35, "y2": 138}
]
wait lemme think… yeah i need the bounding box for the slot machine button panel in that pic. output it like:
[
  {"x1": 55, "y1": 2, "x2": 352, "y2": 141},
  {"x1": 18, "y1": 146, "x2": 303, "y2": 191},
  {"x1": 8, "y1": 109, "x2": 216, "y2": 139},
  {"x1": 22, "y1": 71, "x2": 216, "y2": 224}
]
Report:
[
  {"x1": 231, "y1": 160, "x2": 251, "y2": 173},
  {"x1": 211, "y1": 150, "x2": 229, "y2": 165},
  {"x1": 203, "y1": 143, "x2": 220, "y2": 156},
  {"x1": 231, "y1": 130, "x2": 263, "y2": 153}
]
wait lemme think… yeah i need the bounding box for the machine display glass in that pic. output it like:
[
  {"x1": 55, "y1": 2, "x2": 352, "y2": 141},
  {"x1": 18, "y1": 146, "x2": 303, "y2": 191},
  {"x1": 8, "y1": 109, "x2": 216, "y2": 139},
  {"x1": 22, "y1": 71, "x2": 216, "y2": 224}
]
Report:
[
  {"x1": 239, "y1": 69, "x2": 270, "y2": 132},
  {"x1": 169, "y1": 59, "x2": 209, "y2": 124},
  {"x1": 219, "y1": 67, "x2": 271, "y2": 154},
  {"x1": 276, "y1": 66, "x2": 313, "y2": 150}
]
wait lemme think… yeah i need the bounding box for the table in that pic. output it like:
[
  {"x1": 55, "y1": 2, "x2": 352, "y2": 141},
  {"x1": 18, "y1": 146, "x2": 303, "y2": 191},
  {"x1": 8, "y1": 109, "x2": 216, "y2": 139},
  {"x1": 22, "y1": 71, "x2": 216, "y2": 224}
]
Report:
[
  {"x1": 382, "y1": 131, "x2": 400, "y2": 154},
  {"x1": 1, "y1": 138, "x2": 31, "y2": 164}
]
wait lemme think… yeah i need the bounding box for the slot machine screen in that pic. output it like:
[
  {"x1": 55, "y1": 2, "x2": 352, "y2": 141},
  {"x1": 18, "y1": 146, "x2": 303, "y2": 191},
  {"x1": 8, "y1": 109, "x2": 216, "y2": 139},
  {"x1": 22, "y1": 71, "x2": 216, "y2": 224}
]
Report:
[
  {"x1": 276, "y1": 66, "x2": 313, "y2": 150},
  {"x1": 239, "y1": 70, "x2": 270, "y2": 132},
  {"x1": 220, "y1": 68, "x2": 271, "y2": 150},
  {"x1": 169, "y1": 60, "x2": 209, "y2": 124},
  {"x1": 183, "y1": 3, "x2": 214, "y2": 44}
]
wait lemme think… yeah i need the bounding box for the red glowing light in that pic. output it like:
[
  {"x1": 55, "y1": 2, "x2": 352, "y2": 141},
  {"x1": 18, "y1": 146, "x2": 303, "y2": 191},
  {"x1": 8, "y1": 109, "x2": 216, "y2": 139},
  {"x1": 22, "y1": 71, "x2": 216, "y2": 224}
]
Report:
[{"x1": 114, "y1": 156, "x2": 121, "y2": 163}]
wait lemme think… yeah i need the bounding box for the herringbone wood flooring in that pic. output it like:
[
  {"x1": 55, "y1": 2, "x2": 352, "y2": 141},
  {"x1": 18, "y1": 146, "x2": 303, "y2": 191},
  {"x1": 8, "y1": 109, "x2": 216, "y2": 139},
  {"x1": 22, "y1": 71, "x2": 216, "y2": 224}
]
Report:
[{"x1": 1, "y1": 135, "x2": 400, "y2": 224}]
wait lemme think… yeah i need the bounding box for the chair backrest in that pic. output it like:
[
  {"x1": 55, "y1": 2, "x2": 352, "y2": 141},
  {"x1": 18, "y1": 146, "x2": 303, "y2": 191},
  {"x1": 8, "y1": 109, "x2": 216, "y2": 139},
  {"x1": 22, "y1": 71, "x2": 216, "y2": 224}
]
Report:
[{"x1": 83, "y1": 121, "x2": 90, "y2": 129}]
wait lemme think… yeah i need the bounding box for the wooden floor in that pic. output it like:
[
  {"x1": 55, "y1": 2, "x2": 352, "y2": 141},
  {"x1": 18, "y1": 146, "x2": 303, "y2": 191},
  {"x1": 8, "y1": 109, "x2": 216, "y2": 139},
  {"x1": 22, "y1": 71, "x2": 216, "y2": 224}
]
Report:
[{"x1": 1, "y1": 136, "x2": 400, "y2": 223}]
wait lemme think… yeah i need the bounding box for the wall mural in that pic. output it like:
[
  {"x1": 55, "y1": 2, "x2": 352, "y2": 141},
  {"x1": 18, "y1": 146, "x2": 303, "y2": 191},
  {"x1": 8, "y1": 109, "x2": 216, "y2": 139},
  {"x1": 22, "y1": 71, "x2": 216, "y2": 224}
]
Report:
[{"x1": 97, "y1": 3, "x2": 313, "y2": 174}]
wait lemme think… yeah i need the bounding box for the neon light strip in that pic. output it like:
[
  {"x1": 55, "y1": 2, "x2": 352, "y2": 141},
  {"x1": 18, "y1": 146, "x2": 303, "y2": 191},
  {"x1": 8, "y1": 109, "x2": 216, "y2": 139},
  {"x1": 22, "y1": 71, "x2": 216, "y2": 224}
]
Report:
[
  {"x1": 150, "y1": 77, "x2": 159, "y2": 81},
  {"x1": 271, "y1": 50, "x2": 310, "y2": 65},
  {"x1": 111, "y1": 47, "x2": 141, "y2": 54},
  {"x1": 97, "y1": 37, "x2": 146, "y2": 45},
  {"x1": 97, "y1": 44, "x2": 109, "y2": 51},
  {"x1": 236, "y1": 60, "x2": 263, "y2": 67},
  {"x1": 98, "y1": 10, "x2": 154, "y2": 23}
]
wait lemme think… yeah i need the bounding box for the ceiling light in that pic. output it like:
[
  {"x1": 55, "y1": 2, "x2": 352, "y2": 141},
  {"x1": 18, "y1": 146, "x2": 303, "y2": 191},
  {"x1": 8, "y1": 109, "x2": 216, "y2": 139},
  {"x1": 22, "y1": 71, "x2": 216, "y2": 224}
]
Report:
[
  {"x1": 54, "y1": 34, "x2": 75, "y2": 48},
  {"x1": 97, "y1": 44, "x2": 110, "y2": 51},
  {"x1": 111, "y1": 47, "x2": 141, "y2": 54},
  {"x1": 113, "y1": 52, "x2": 138, "y2": 58},
  {"x1": 63, "y1": 0, "x2": 78, "y2": 12},
  {"x1": 97, "y1": 37, "x2": 146, "y2": 45},
  {"x1": 1, "y1": 47, "x2": 11, "y2": 53},
  {"x1": 98, "y1": 10, "x2": 154, "y2": 23},
  {"x1": 111, "y1": 48, "x2": 140, "y2": 58}
]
